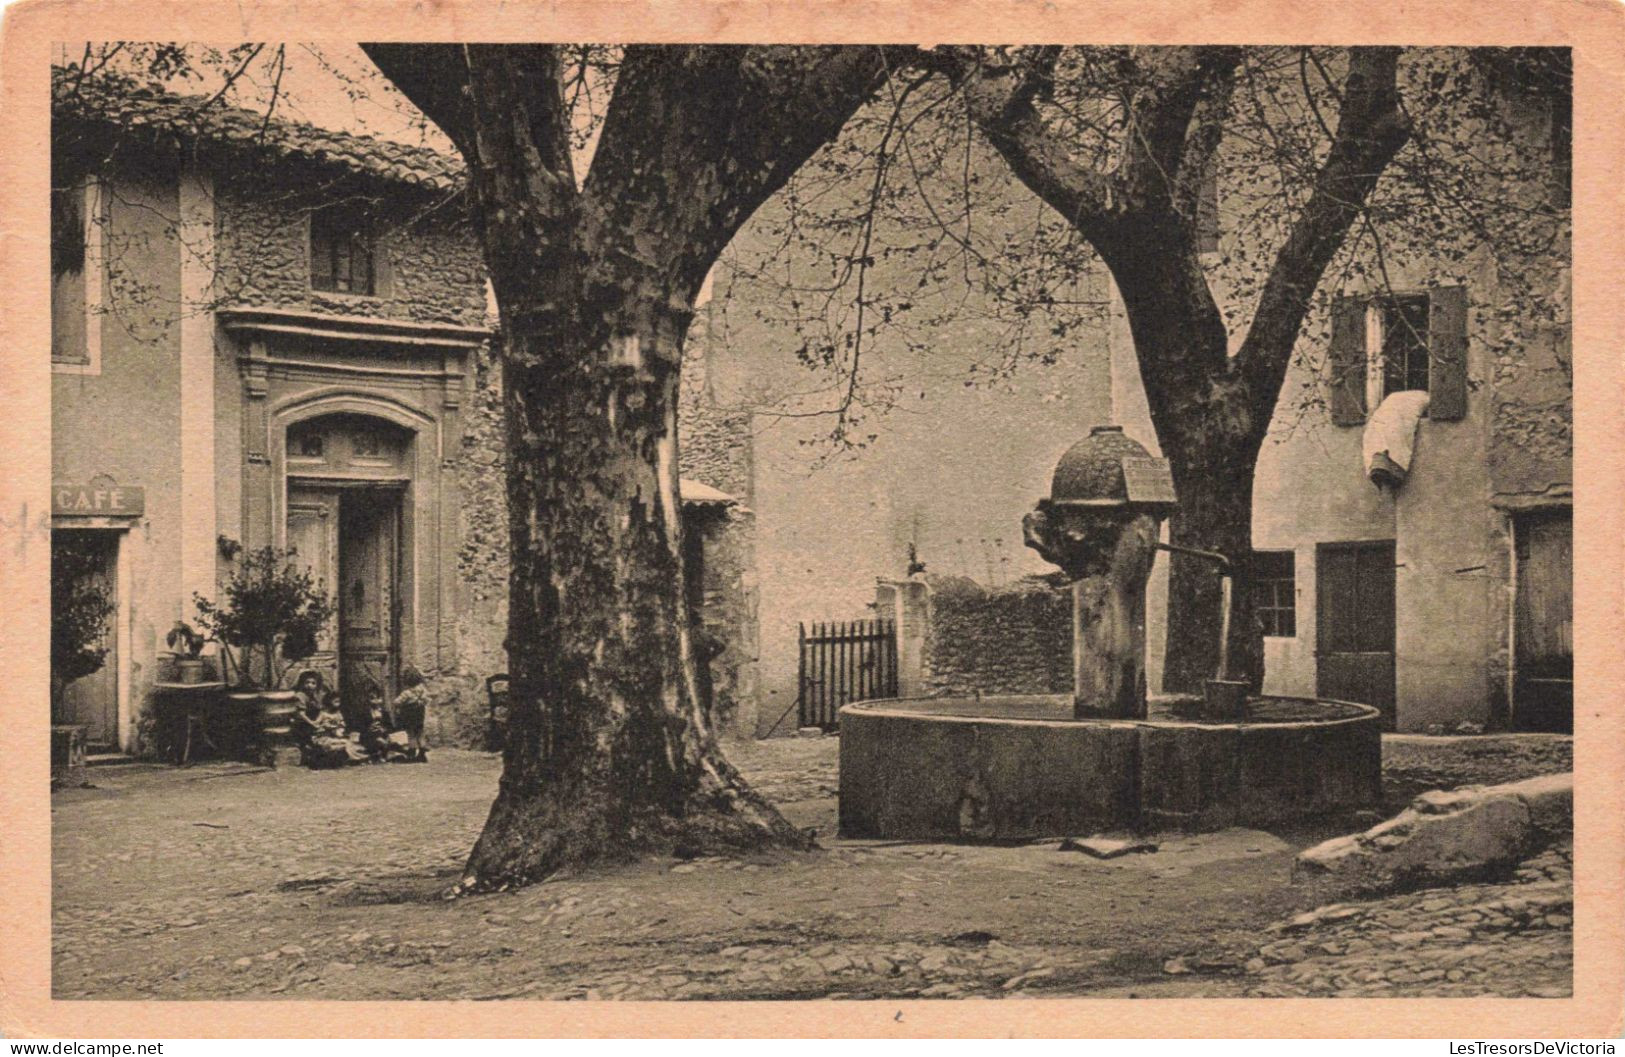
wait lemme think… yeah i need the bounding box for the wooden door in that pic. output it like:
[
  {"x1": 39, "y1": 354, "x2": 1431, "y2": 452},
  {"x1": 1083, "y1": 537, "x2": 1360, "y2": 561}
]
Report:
[
  {"x1": 338, "y1": 488, "x2": 400, "y2": 719},
  {"x1": 1514, "y1": 510, "x2": 1573, "y2": 733},
  {"x1": 1316, "y1": 540, "x2": 1397, "y2": 728},
  {"x1": 286, "y1": 487, "x2": 340, "y2": 687},
  {"x1": 53, "y1": 530, "x2": 119, "y2": 749}
]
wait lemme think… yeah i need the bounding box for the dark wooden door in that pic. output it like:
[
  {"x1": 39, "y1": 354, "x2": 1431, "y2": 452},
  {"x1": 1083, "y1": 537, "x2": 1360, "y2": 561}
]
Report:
[
  {"x1": 1316, "y1": 540, "x2": 1397, "y2": 728},
  {"x1": 1514, "y1": 510, "x2": 1572, "y2": 733},
  {"x1": 338, "y1": 487, "x2": 401, "y2": 721},
  {"x1": 286, "y1": 486, "x2": 341, "y2": 687}
]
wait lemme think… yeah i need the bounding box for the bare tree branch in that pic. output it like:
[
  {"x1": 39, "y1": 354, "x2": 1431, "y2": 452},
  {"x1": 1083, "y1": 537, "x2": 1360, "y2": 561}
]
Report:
[
  {"x1": 359, "y1": 44, "x2": 478, "y2": 159},
  {"x1": 1116, "y1": 47, "x2": 1240, "y2": 210},
  {"x1": 1235, "y1": 46, "x2": 1411, "y2": 419},
  {"x1": 1172, "y1": 52, "x2": 1240, "y2": 219},
  {"x1": 581, "y1": 45, "x2": 900, "y2": 302},
  {"x1": 941, "y1": 46, "x2": 1118, "y2": 236}
]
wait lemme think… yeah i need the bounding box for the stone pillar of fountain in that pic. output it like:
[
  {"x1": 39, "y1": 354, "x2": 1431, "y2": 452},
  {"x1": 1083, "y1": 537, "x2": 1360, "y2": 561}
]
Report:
[{"x1": 1023, "y1": 426, "x2": 1175, "y2": 719}]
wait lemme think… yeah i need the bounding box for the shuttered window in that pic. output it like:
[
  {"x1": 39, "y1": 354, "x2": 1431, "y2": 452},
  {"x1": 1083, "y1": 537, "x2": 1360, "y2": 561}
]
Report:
[
  {"x1": 1380, "y1": 295, "x2": 1431, "y2": 397},
  {"x1": 1327, "y1": 286, "x2": 1468, "y2": 425}
]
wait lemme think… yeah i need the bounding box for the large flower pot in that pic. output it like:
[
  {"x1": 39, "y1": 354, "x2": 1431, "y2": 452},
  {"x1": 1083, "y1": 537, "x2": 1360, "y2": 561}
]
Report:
[
  {"x1": 174, "y1": 658, "x2": 206, "y2": 685},
  {"x1": 255, "y1": 691, "x2": 302, "y2": 768}
]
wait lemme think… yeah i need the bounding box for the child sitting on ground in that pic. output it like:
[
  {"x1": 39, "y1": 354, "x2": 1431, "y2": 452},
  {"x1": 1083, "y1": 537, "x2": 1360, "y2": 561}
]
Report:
[
  {"x1": 303, "y1": 690, "x2": 369, "y2": 769},
  {"x1": 360, "y1": 683, "x2": 411, "y2": 762},
  {"x1": 389, "y1": 665, "x2": 431, "y2": 763}
]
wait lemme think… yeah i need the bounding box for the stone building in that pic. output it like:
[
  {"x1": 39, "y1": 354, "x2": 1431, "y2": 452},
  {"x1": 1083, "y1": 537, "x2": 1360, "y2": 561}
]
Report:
[{"x1": 49, "y1": 70, "x2": 757, "y2": 756}]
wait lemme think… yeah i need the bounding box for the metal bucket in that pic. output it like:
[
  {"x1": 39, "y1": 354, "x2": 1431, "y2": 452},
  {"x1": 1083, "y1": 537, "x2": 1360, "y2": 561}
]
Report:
[{"x1": 1203, "y1": 679, "x2": 1250, "y2": 721}]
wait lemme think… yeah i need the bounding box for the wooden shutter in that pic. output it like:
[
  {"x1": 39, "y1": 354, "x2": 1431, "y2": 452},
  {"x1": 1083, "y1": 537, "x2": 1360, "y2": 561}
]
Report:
[
  {"x1": 1428, "y1": 285, "x2": 1469, "y2": 421},
  {"x1": 1328, "y1": 296, "x2": 1367, "y2": 426}
]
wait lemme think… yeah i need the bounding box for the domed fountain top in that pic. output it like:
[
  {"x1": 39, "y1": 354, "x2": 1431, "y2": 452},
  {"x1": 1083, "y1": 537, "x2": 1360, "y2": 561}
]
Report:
[{"x1": 1048, "y1": 424, "x2": 1157, "y2": 506}]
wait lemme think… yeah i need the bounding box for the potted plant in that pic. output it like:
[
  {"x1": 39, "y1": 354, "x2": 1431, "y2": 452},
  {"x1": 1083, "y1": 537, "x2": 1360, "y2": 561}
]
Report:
[
  {"x1": 193, "y1": 544, "x2": 335, "y2": 761},
  {"x1": 165, "y1": 621, "x2": 207, "y2": 684}
]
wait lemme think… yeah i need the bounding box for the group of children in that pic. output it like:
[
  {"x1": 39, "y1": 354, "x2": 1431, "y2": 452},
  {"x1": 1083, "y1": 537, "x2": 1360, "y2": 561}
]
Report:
[{"x1": 289, "y1": 666, "x2": 431, "y2": 768}]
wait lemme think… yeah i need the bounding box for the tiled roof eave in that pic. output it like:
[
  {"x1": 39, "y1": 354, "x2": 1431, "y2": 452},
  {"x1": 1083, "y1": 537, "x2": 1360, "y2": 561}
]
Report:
[{"x1": 53, "y1": 72, "x2": 468, "y2": 194}]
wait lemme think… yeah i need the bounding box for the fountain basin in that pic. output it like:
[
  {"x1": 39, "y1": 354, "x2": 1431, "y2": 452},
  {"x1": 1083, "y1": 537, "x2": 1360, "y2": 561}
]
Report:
[{"x1": 838, "y1": 694, "x2": 1383, "y2": 840}]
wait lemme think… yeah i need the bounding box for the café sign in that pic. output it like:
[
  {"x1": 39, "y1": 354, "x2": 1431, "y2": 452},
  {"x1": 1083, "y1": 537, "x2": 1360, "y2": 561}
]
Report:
[{"x1": 53, "y1": 480, "x2": 144, "y2": 517}]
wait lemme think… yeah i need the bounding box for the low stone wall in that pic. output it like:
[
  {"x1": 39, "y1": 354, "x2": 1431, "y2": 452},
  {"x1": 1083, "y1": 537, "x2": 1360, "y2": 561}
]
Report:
[
  {"x1": 839, "y1": 695, "x2": 1384, "y2": 840},
  {"x1": 921, "y1": 575, "x2": 1072, "y2": 697}
]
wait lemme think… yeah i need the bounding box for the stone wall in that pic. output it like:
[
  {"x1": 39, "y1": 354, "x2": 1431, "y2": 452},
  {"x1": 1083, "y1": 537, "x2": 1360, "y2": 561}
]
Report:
[
  {"x1": 686, "y1": 503, "x2": 760, "y2": 737},
  {"x1": 214, "y1": 170, "x2": 487, "y2": 326},
  {"x1": 919, "y1": 574, "x2": 1073, "y2": 698},
  {"x1": 425, "y1": 341, "x2": 510, "y2": 749}
]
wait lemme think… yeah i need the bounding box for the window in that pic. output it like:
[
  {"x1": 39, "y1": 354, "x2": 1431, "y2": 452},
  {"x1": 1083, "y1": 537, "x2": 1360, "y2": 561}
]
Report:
[
  {"x1": 1251, "y1": 550, "x2": 1296, "y2": 638},
  {"x1": 1378, "y1": 294, "x2": 1430, "y2": 399},
  {"x1": 289, "y1": 422, "x2": 327, "y2": 460},
  {"x1": 52, "y1": 180, "x2": 103, "y2": 372},
  {"x1": 310, "y1": 204, "x2": 375, "y2": 295},
  {"x1": 1328, "y1": 286, "x2": 1468, "y2": 425}
]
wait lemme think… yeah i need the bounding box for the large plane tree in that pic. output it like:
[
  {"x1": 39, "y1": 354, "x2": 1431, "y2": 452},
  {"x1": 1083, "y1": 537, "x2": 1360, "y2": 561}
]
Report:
[{"x1": 360, "y1": 45, "x2": 902, "y2": 889}]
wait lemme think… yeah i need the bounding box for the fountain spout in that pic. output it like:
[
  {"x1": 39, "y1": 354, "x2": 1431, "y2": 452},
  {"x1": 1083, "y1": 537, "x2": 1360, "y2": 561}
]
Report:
[
  {"x1": 1155, "y1": 541, "x2": 1248, "y2": 719},
  {"x1": 1154, "y1": 543, "x2": 1233, "y2": 680}
]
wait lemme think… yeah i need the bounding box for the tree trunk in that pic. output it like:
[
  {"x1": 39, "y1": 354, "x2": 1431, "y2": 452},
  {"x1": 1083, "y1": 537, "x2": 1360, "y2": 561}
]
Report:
[
  {"x1": 1096, "y1": 218, "x2": 1265, "y2": 696},
  {"x1": 463, "y1": 296, "x2": 809, "y2": 888},
  {"x1": 1161, "y1": 459, "x2": 1262, "y2": 695},
  {"x1": 946, "y1": 46, "x2": 1409, "y2": 702},
  {"x1": 358, "y1": 43, "x2": 900, "y2": 890}
]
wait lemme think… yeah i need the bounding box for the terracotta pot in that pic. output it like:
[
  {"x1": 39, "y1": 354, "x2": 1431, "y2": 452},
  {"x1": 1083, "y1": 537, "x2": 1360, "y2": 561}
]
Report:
[
  {"x1": 256, "y1": 690, "x2": 300, "y2": 724},
  {"x1": 174, "y1": 657, "x2": 206, "y2": 685}
]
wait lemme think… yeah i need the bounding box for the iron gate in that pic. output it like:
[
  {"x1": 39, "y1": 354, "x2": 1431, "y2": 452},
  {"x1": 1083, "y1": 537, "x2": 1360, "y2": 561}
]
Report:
[{"x1": 797, "y1": 619, "x2": 898, "y2": 730}]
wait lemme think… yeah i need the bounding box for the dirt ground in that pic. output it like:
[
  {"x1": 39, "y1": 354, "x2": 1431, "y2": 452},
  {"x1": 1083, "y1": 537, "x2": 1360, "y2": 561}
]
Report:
[{"x1": 51, "y1": 733, "x2": 1572, "y2": 1001}]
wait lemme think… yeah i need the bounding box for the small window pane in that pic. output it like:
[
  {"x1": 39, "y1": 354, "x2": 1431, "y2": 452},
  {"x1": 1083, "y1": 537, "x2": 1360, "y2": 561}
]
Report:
[
  {"x1": 310, "y1": 204, "x2": 375, "y2": 296},
  {"x1": 291, "y1": 428, "x2": 324, "y2": 459},
  {"x1": 1251, "y1": 550, "x2": 1296, "y2": 638}
]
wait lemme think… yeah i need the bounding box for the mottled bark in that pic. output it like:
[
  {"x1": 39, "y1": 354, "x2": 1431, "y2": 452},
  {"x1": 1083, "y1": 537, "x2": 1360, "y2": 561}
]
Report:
[
  {"x1": 364, "y1": 44, "x2": 894, "y2": 888},
  {"x1": 947, "y1": 46, "x2": 1410, "y2": 693}
]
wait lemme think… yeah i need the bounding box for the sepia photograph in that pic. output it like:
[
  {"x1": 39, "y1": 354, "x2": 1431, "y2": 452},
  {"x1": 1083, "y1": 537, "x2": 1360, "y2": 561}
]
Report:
[{"x1": 3, "y1": 0, "x2": 1620, "y2": 1041}]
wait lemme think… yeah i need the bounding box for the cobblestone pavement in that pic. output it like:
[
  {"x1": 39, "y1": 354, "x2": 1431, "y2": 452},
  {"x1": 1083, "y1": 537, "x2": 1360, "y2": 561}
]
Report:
[
  {"x1": 1231, "y1": 844, "x2": 1572, "y2": 998},
  {"x1": 51, "y1": 735, "x2": 1571, "y2": 1000}
]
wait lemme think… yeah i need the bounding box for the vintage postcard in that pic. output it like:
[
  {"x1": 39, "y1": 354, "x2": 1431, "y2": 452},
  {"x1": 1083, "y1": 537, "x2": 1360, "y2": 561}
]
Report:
[{"x1": 1, "y1": 0, "x2": 1621, "y2": 1040}]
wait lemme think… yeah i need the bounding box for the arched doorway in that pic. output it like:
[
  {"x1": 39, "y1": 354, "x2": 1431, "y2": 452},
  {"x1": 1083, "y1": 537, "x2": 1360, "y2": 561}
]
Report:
[{"x1": 284, "y1": 412, "x2": 414, "y2": 726}]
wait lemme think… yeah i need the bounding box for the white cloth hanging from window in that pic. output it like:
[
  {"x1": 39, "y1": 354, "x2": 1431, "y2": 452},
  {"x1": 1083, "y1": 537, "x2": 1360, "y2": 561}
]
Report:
[{"x1": 1362, "y1": 390, "x2": 1431, "y2": 489}]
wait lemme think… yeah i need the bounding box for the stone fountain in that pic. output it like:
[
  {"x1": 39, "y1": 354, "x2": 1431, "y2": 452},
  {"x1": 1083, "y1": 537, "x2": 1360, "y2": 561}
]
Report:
[{"x1": 838, "y1": 425, "x2": 1382, "y2": 840}]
